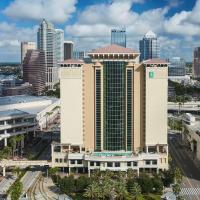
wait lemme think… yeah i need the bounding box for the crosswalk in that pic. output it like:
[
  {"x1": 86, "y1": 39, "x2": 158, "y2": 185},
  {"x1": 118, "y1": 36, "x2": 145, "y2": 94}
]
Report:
[{"x1": 181, "y1": 188, "x2": 200, "y2": 196}]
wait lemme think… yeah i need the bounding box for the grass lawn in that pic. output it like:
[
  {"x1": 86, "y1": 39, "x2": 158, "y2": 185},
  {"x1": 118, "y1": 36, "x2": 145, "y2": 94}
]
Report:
[{"x1": 143, "y1": 194, "x2": 161, "y2": 200}]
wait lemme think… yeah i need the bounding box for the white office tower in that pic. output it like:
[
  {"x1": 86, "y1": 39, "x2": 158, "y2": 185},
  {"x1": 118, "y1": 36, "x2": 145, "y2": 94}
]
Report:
[
  {"x1": 55, "y1": 29, "x2": 64, "y2": 62},
  {"x1": 37, "y1": 19, "x2": 57, "y2": 90}
]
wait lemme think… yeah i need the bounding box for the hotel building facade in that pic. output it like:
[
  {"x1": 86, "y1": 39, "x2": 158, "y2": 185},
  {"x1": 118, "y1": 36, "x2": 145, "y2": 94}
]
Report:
[{"x1": 52, "y1": 44, "x2": 168, "y2": 175}]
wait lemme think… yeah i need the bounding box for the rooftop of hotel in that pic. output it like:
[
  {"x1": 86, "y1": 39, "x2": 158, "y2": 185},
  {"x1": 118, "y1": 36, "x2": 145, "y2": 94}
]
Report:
[
  {"x1": 60, "y1": 59, "x2": 84, "y2": 64},
  {"x1": 88, "y1": 44, "x2": 139, "y2": 55},
  {"x1": 0, "y1": 95, "x2": 58, "y2": 106},
  {"x1": 143, "y1": 58, "x2": 169, "y2": 65}
]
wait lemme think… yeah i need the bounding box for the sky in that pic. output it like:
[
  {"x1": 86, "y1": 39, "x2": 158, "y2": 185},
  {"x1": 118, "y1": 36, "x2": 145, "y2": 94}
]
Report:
[{"x1": 0, "y1": 0, "x2": 199, "y2": 62}]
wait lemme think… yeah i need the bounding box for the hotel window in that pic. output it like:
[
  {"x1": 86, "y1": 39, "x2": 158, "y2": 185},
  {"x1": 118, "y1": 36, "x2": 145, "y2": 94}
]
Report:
[
  {"x1": 90, "y1": 162, "x2": 94, "y2": 166},
  {"x1": 77, "y1": 160, "x2": 82, "y2": 164},
  {"x1": 126, "y1": 69, "x2": 133, "y2": 151},
  {"x1": 95, "y1": 69, "x2": 101, "y2": 151},
  {"x1": 0, "y1": 121, "x2": 4, "y2": 125},
  {"x1": 55, "y1": 158, "x2": 59, "y2": 163},
  {"x1": 152, "y1": 160, "x2": 157, "y2": 165},
  {"x1": 107, "y1": 162, "x2": 113, "y2": 167},
  {"x1": 133, "y1": 161, "x2": 138, "y2": 167},
  {"x1": 145, "y1": 160, "x2": 151, "y2": 165},
  {"x1": 127, "y1": 162, "x2": 132, "y2": 167},
  {"x1": 96, "y1": 162, "x2": 100, "y2": 167},
  {"x1": 115, "y1": 162, "x2": 120, "y2": 167},
  {"x1": 70, "y1": 160, "x2": 75, "y2": 164},
  {"x1": 104, "y1": 61, "x2": 126, "y2": 151}
]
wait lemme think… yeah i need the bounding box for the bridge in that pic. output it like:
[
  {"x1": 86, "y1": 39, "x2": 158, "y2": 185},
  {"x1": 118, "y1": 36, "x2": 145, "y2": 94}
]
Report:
[{"x1": 0, "y1": 159, "x2": 52, "y2": 176}]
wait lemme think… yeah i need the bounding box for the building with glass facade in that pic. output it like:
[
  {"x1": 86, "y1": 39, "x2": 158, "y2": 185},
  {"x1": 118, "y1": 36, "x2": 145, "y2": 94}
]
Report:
[
  {"x1": 193, "y1": 47, "x2": 200, "y2": 78},
  {"x1": 52, "y1": 44, "x2": 168, "y2": 175},
  {"x1": 111, "y1": 28, "x2": 126, "y2": 47},
  {"x1": 37, "y1": 19, "x2": 57, "y2": 90},
  {"x1": 139, "y1": 31, "x2": 159, "y2": 62},
  {"x1": 64, "y1": 41, "x2": 73, "y2": 60},
  {"x1": 168, "y1": 57, "x2": 186, "y2": 77},
  {"x1": 73, "y1": 51, "x2": 85, "y2": 60},
  {"x1": 55, "y1": 29, "x2": 64, "y2": 62}
]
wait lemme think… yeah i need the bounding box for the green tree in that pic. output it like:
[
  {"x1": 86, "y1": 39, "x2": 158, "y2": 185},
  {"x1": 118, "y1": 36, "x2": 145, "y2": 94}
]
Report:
[
  {"x1": 138, "y1": 173, "x2": 153, "y2": 194},
  {"x1": 13, "y1": 167, "x2": 21, "y2": 177},
  {"x1": 129, "y1": 182, "x2": 142, "y2": 200},
  {"x1": 49, "y1": 167, "x2": 59, "y2": 176},
  {"x1": 9, "y1": 136, "x2": 17, "y2": 158},
  {"x1": 10, "y1": 181, "x2": 23, "y2": 200},
  {"x1": 84, "y1": 182, "x2": 101, "y2": 200},
  {"x1": 114, "y1": 181, "x2": 129, "y2": 200},
  {"x1": 172, "y1": 183, "x2": 181, "y2": 197},
  {"x1": 76, "y1": 175, "x2": 91, "y2": 193},
  {"x1": 152, "y1": 176, "x2": 163, "y2": 194},
  {"x1": 161, "y1": 170, "x2": 174, "y2": 187},
  {"x1": 174, "y1": 167, "x2": 183, "y2": 184}
]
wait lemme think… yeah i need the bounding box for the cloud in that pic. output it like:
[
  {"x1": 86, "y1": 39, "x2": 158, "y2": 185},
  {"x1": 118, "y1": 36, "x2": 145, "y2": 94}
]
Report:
[
  {"x1": 64, "y1": 0, "x2": 200, "y2": 61},
  {"x1": 3, "y1": 0, "x2": 77, "y2": 23},
  {"x1": 0, "y1": 22, "x2": 37, "y2": 62}
]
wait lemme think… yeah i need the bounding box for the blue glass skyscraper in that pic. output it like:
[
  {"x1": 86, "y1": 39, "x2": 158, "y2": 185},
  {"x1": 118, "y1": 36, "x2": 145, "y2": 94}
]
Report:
[
  {"x1": 111, "y1": 28, "x2": 126, "y2": 47},
  {"x1": 139, "y1": 31, "x2": 159, "y2": 62}
]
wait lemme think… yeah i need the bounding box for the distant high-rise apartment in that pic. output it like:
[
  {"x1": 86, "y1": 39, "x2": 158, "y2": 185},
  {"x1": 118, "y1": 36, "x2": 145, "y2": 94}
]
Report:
[
  {"x1": 168, "y1": 57, "x2": 186, "y2": 77},
  {"x1": 111, "y1": 28, "x2": 126, "y2": 47},
  {"x1": 139, "y1": 31, "x2": 159, "y2": 62},
  {"x1": 21, "y1": 42, "x2": 36, "y2": 64},
  {"x1": 193, "y1": 47, "x2": 200, "y2": 78},
  {"x1": 55, "y1": 29, "x2": 64, "y2": 62},
  {"x1": 52, "y1": 44, "x2": 169, "y2": 175},
  {"x1": 23, "y1": 50, "x2": 46, "y2": 95},
  {"x1": 73, "y1": 51, "x2": 85, "y2": 60},
  {"x1": 64, "y1": 41, "x2": 73, "y2": 60},
  {"x1": 37, "y1": 19, "x2": 57, "y2": 89}
]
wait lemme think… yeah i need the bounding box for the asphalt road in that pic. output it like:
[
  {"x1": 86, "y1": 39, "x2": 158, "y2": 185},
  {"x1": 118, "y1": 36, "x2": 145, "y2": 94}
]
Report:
[{"x1": 169, "y1": 133, "x2": 200, "y2": 200}]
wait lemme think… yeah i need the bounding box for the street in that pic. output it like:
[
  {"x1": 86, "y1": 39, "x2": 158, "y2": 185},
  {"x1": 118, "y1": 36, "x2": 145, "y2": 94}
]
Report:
[{"x1": 169, "y1": 133, "x2": 200, "y2": 200}]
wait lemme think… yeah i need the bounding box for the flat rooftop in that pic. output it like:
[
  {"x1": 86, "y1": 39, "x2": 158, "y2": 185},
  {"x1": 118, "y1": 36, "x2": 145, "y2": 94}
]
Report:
[{"x1": 0, "y1": 95, "x2": 58, "y2": 106}]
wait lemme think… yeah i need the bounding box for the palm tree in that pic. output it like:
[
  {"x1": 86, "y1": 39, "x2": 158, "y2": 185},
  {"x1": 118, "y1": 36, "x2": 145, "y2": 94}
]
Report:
[
  {"x1": 174, "y1": 167, "x2": 183, "y2": 184},
  {"x1": 13, "y1": 167, "x2": 21, "y2": 177},
  {"x1": 114, "y1": 181, "x2": 129, "y2": 200},
  {"x1": 129, "y1": 182, "x2": 142, "y2": 200},
  {"x1": 127, "y1": 168, "x2": 137, "y2": 179},
  {"x1": 84, "y1": 182, "x2": 101, "y2": 200},
  {"x1": 9, "y1": 136, "x2": 17, "y2": 158}
]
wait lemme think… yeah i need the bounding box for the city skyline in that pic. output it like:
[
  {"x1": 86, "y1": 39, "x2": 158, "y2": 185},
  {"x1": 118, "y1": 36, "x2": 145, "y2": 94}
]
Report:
[{"x1": 0, "y1": 0, "x2": 199, "y2": 62}]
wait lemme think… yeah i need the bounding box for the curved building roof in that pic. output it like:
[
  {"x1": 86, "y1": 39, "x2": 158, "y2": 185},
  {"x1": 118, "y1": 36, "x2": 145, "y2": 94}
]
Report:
[
  {"x1": 144, "y1": 30, "x2": 157, "y2": 39},
  {"x1": 88, "y1": 44, "x2": 139, "y2": 55}
]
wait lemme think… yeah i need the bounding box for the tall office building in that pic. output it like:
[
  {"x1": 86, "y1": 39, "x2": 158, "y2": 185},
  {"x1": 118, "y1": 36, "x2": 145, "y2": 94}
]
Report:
[
  {"x1": 193, "y1": 47, "x2": 200, "y2": 78},
  {"x1": 64, "y1": 41, "x2": 73, "y2": 60},
  {"x1": 55, "y1": 29, "x2": 64, "y2": 62},
  {"x1": 111, "y1": 28, "x2": 126, "y2": 47},
  {"x1": 23, "y1": 50, "x2": 46, "y2": 95},
  {"x1": 37, "y1": 19, "x2": 57, "y2": 89},
  {"x1": 21, "y1": 42, "x2": 36, "y2": 64},
  {"x1": 168, "y1": 57, "x2": 186, "y2": 77},
  {"x1": 52, "y1": 44, "x2": 169, "y2": 175},
  {"x1": 139, "y1": 31, "x2": 159, "y2": 62}
]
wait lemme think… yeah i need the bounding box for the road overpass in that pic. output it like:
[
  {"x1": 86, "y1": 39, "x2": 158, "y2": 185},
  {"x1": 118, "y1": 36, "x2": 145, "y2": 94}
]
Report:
[{"x1": 0, "y1": 159, "x2": 52, "y2": 176}]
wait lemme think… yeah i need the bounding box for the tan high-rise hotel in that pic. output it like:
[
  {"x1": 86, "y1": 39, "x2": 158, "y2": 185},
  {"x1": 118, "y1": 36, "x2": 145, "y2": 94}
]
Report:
[{"x1": 52, "y1": 44, "x2": 168, "y2": 175}]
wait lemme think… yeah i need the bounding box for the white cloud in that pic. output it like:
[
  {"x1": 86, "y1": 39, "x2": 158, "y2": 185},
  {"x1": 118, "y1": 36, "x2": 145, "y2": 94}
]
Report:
[
  {"x1": 0, "y1": 22, "x2": 37, "y2": 62},
  {"x1": 3, "y1": 0, "x2": 77, "y2": 23},
  {"x1": 64, "y1": 0, "x2": 200, "y2": 61}
]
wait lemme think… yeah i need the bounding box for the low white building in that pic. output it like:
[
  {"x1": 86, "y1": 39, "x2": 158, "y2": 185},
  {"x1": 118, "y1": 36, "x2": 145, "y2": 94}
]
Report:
[{"x1": 0, "y1": 95, "x2": 60, "y2": 147}]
